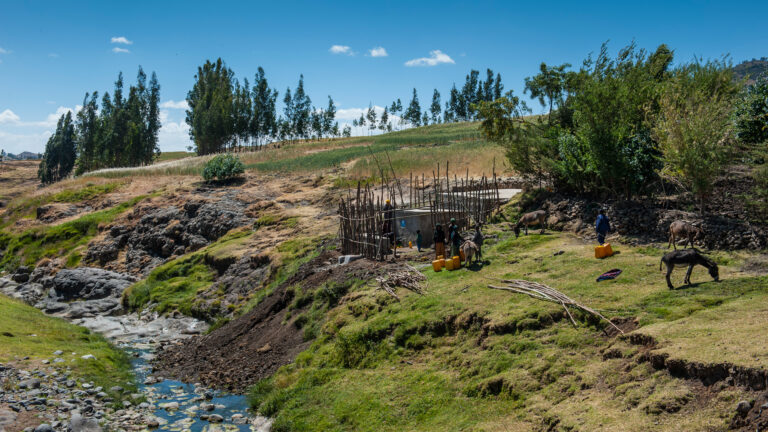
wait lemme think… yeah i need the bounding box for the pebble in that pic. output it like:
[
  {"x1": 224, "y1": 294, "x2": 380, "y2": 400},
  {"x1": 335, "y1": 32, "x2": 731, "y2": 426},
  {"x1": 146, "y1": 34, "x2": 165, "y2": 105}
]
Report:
[
  {"x1": 159, "y1": 401, "x2": 179, "y2": 411},
  {"x1": 53, "y1": 351, "x2": 63, "y2": 356},
  {"x1": 208, "y1": 414, "x2": 224, "y2": 423}
]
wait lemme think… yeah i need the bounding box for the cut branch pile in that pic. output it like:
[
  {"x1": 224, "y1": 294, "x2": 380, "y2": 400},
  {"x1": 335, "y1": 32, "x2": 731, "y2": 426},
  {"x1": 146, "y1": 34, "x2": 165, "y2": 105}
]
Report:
[
  {"x1": 488, "y1": 279, "x2": 624, "y2": 334},
  {"x1": 376, "y1": 264, "x2": 426, "y2": 299}
]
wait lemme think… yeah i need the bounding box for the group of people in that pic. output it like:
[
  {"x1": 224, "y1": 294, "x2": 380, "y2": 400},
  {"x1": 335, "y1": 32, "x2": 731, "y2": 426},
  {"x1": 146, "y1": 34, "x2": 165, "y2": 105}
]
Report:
[{"x1": 431, "y1": 218, "x2": 464, "y2": 259}]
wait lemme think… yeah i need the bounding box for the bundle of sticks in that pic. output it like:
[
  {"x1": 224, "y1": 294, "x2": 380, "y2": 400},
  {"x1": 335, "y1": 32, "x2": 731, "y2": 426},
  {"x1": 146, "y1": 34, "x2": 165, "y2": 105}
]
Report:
[
  {"x1": 376, "y1": 264, "x2": 426, "y2": 299},
  {"x1": 488, "y1": 279, "x2": 623, "y2": 334}
]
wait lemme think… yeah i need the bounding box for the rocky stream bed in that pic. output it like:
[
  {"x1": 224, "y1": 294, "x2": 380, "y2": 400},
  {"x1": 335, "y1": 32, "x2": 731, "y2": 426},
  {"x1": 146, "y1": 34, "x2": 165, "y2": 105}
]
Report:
[{"x1": 0, "y1": 270, "x2": 272, "y2": 432}]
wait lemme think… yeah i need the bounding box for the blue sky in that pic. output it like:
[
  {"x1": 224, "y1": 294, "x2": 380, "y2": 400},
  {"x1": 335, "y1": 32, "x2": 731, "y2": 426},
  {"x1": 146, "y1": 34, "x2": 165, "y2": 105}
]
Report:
[{"x1": 1, "y1": 0, "x2": 766, "y2": 154}]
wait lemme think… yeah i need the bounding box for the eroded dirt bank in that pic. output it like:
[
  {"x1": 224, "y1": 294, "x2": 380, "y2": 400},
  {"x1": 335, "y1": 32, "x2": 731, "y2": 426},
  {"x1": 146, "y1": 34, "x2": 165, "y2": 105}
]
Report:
[{"x1": 153, "y1": 251, "x2": 393, "y2": 392}]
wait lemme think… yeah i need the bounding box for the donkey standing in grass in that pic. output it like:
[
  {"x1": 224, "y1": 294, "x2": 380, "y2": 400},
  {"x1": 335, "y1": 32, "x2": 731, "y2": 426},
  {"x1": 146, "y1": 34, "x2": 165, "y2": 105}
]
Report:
[
  {"x1": 660, "y1": 248, "x2": 719, "y2": 289},
  {"x1": 668, "y1": 220, "x2": 703, "y2": 250},
  {"x1": 514, "y1": 210, "x2": 547, "y2": 238}
]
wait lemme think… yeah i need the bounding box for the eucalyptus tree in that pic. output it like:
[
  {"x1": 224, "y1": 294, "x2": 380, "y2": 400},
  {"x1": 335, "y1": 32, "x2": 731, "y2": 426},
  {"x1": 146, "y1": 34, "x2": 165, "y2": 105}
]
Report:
[
  {"x1": 186, "y1": 58, "x2": 235, "y2": 154},
  {"x1": 430, "y1": 89, "x2": 441, "y2": 123}
]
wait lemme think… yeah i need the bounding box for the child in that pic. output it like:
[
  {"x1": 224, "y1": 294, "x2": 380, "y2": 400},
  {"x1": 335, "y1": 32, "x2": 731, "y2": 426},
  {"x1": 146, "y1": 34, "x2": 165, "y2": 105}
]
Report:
[{"x1": 416, "y1": 230, "x2": 423, "y2": 252}]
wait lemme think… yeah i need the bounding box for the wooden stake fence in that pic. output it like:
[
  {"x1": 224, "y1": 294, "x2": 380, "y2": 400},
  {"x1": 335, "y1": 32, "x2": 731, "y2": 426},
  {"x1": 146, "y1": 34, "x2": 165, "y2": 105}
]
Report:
[{"x1": 338, "y1": 161, "x2": 503, "y2": 260}]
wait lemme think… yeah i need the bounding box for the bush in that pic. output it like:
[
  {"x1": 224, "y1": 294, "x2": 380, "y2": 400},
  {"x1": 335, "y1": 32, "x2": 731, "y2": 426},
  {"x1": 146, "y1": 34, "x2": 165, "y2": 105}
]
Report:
[
  {"x1": 202, "y1": 154, "x2": 245, "y2": 182},
  {"x1": 734, "y1": 73, "x2": 768, "y2": 144}
]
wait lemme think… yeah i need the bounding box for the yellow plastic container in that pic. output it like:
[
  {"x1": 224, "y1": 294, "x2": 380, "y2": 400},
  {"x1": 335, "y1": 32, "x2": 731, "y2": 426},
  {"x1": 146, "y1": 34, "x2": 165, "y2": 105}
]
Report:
[
  {"x1": 432, "y1": 260, "x2": 442, "y2": 272},
  {"x1": 438, "y1": 258, "x2": 446, "y2": 268},
  {"x1": 445, "y1": 258, "x2": 455, "y2": 271},
  {"x1": 452, "y1": 256, "x2": 461, "y2": 268},
  {"x1": 595, "y1": 243, "x2": 614, "y2": 259},
  {"x1": 409, "y1": 241, "x2": 413, "y2": 248}
]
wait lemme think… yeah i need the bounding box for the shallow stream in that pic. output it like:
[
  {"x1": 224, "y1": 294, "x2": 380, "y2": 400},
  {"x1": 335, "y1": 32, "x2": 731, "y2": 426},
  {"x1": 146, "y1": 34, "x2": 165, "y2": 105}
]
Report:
[{"x1": 77, "y1": 314, "x2": 272, "y2": 431}]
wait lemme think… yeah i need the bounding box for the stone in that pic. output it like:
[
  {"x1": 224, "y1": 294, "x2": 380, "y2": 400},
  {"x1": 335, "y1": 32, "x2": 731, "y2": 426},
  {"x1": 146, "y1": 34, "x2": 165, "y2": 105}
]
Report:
[
  {"x1": 737, "y1": 400, "x2": 752, "y2": 415},
  {"x1": 33, "y1": 424, "x2": 53, "y2": 432},
  {"x1": 19, "y1": 379, "x2": 41, "y2": 389},
  {"x1": 208, "y1": 414, "x2": 224, "y2": 423},
  {"x1": 68, "y1": 413, "x2": 102, "y2": 432},
  {"x1": 159, "y1": 402, "x2": 179, "y2": 411},
  {"x1": 81, "y1": 354, "x2": 96, "y2": 360},
  {"x1": 200, "y1": 402, "x2": 215, "y2": 412}
]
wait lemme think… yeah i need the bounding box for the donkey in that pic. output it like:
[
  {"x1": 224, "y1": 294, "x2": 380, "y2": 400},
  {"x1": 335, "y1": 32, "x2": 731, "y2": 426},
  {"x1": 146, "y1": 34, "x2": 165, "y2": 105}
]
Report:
[
  {"x1": 660, "y1": 248, "x2": 719, "y2": 289},
  {"x1": 461, "y1": 240, "x2": 480, "y2": 265},
  {"x1": 668, "y1": 220, "x2": 703, "y2": 250},
  {"x1": 514, "y1": 210, "x2": 547, "y2": 238}
]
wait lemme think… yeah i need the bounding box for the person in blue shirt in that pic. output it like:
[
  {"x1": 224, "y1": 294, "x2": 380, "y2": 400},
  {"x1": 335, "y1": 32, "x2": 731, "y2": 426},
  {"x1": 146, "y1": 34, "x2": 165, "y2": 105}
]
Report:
[{"x1": 595, "y1": 209, "x2": 611, "y2": 245}]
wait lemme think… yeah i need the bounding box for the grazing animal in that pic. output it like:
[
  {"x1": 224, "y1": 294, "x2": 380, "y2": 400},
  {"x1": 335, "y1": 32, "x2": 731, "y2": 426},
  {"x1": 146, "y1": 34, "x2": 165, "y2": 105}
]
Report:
[
  {"x1": 514, "y1": 210, "x2": 546, "y2": 238},
  {"x1": 659, "y1": 248, "x2": 719, "y2": 289},
  {"x1": 461, "y1": 240, "x2": 479, "y2": 265},
  {"x1": 668, "y1": 220, "x2": 702, "y2": 250},
  {"x1": 471, "y1": 224, "x2": 484, "y2": 261}
]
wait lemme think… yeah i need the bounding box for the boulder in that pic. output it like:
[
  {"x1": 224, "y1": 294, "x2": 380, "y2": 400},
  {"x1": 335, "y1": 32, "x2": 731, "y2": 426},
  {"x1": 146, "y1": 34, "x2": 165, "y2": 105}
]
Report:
[{"x1": 47, "y1": 268, "x2": 136, "y2": 301}]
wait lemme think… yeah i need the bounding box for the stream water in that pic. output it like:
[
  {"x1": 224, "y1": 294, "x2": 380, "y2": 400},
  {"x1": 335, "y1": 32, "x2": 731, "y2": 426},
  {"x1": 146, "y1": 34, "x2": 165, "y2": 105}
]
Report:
[{"x1": 76, "y1": 314, "x2": 272, "y2": 431}]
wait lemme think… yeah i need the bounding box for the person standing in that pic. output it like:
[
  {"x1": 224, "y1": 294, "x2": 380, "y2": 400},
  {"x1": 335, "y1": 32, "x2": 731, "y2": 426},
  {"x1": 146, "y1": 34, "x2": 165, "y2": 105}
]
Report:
[
  {"x1": 433, "y1": 224, "x2": 446, "y2": 259},
  {"x1": 416, "y1": 230, "x2": 423, "y2": 252},
  {"x1": 449, "y1": 218, "x2": 462, "y2": 258},
  {"x1": 595, "y1": 209, "x2": 611, "y2": 245}
]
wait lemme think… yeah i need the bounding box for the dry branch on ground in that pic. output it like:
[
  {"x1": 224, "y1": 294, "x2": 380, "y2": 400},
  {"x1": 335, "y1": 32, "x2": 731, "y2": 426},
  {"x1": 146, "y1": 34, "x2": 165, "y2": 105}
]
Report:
[
  {"x1": 376, "y1": 264, "x2": 426, "y2": 299},
  {"x1": 488, "y1": 279, "x2": 624, "y2": 334}
]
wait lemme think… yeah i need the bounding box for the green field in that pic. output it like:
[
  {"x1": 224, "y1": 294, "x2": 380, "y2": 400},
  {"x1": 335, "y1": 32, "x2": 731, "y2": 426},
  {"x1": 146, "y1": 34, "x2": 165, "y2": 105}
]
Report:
[
  {"x1": 85, "y1": 122, "x2": 487, "y2": 178},
  {"x1": 0, "y1": 294, "x2": 136, "y2": 400},
  {"x1": 248, "y1": 212, "x2": 764, "y2": 431}
]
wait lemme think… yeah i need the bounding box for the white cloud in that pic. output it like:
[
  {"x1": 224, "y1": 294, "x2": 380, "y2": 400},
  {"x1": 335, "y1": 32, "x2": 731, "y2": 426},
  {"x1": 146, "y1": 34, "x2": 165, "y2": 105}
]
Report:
[
  {"x1": 0, "y1": 107, "x2": 79, "y2": 153},
  {"x1": 112, "y1": 47, "x2": 130, "y2": 54},
  {"x1": 160, "y1": 100, "x2": 189, "y2": 110},
  {"x1": 0, "y1": 106, "x2": 76, "y2": 128},
  {"x1": 405, "y1": 50, "x2": 455, "y2": 67},
  {"x1": 0, "y1": 131, "x2": 52, "y2": 154},
  {"x1": 0, "y1": 109, "x2": 21, "y2": 124},
  {"x1": 368, "y1": 47, "x2": 388, "y2": 57},
  {"x1": 110, "y1": 36, "x2": 133, "y2": 45},
  {"x1": 158, "y1": 111, "x2": 192, "y2": 151},
  {"x1": 329, "y1": 45, "x2": 353, "y2": 55},
  {"x1": 48, "y1": 53, "x2": 59, "y2": 58},
  {"x1": 0, "y1": 47, "x2": 9, "y2": 54}
]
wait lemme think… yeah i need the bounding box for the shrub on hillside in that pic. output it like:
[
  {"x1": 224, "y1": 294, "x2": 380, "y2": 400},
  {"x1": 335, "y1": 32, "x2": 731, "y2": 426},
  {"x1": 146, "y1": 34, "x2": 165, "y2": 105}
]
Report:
[{"x1": 202, "y1": 154, "x2": 245, "y2": 182}]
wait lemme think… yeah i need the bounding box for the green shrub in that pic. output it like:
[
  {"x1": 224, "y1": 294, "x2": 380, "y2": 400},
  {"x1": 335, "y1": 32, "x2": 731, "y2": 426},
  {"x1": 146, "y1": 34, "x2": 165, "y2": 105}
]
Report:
[{"x1": 202, "y1": 154, "x2": 245, "y2": 182}]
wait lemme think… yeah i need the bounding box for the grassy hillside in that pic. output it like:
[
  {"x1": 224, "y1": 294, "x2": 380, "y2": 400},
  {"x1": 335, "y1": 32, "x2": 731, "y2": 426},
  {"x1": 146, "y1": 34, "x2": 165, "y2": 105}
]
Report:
[
  {"x1": 84, "y1": 122, "x2": 495, "y2": 179},
  {"x1": 247, "y1": 215, "x2": 765, "y2": 431},
  {"x1": 0, "y1": 294, "x2": 136, "y2": 398}
]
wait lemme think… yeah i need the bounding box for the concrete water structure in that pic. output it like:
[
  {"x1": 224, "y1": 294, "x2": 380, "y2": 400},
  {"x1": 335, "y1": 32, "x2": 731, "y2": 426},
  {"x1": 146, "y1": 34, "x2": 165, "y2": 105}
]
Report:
[{"x1": 395, "y1": 188, "x2": 522, "y2": 247}]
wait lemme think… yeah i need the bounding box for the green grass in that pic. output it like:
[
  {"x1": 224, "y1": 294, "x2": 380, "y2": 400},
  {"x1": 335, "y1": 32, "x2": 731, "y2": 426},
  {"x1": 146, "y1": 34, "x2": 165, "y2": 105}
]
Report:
[
  {"x1": 122, "y1": 229, "x2": 253, "y2": 320},
  {"x1": 156, "y1": 151, "x2": 195, "y2": 162},
  {"x1": 247, "y1": 143, "x2": 400, "y2": 172},
  {"x1": 0, "y1": 195, "x2": 146, "y2": 270},
  {"x1": 248, "y1": 226, "x2": 763, "y2": 431},
  {"x1": 0, "y1": 181, "x2": 125, "y2": 227},
  {"x1": 0, "y1": 294, "x2": 136, "y2": 401},
  {"x1": 84, "y1": 122, "x2": 486, "y2": 178}
]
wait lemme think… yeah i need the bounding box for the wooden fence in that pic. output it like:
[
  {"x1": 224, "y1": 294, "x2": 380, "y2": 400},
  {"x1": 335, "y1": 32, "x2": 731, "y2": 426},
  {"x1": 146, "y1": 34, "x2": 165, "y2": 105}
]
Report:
[{"x1": 338, "y1": 162, "x2": 502, "y2": 260}]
